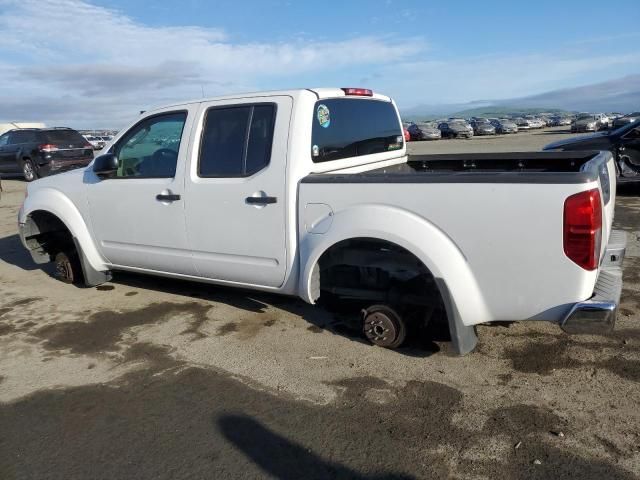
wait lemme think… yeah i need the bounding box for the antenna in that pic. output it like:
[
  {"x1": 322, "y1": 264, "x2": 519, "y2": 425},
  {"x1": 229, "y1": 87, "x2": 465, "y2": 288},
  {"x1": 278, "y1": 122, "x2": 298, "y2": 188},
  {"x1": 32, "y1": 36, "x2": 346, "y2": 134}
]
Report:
[{"x1": 201, "y1": 85, "x2": 205, "y2": 98}]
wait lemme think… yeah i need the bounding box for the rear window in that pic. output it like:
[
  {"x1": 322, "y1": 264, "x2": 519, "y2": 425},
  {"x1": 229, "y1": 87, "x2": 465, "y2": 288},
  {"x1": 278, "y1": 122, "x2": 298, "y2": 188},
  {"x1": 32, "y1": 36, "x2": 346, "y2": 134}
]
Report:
[
  {"x1": 311, "y1": 98, "x2": 402, "y2": 163},
  {"x1": 42, "y1": 130, "x2": 88, "y2": 146}
]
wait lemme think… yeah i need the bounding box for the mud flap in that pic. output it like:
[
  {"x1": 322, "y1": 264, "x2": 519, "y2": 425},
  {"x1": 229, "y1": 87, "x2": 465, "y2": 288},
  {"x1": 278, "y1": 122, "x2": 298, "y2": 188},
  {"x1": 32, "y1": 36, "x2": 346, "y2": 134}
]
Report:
[
  {"x1": 435, "y1": 279, "x2": 478, "y2": 355},
  {"x1": 72, "y1": 237, "x2": 112, "y2": 287}
]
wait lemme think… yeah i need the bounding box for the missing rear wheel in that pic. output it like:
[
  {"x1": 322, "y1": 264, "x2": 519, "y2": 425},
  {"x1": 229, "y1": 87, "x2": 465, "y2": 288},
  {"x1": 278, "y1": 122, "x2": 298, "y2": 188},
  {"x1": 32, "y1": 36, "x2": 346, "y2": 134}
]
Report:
[
  {"x1": 54, "y1": 251, "x2": 83, "y2": 285},
  {"x1": 362, "y1": 305, "x2": 406, "y2": 349}
]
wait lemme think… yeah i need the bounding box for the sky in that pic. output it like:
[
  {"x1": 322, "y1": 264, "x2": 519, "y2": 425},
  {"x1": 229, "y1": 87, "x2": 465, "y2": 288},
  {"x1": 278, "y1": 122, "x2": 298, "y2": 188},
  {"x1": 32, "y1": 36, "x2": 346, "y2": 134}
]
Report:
[{"x1": 0, "y1": 0, "x2": 639, "y2": 128}]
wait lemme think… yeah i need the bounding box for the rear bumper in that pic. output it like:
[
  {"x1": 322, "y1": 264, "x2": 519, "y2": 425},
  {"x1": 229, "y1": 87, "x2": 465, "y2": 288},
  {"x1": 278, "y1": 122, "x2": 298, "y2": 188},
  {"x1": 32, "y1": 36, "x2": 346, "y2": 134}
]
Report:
[{"x1": 561, "y1": 230, "x2": 626, "y2": 334}]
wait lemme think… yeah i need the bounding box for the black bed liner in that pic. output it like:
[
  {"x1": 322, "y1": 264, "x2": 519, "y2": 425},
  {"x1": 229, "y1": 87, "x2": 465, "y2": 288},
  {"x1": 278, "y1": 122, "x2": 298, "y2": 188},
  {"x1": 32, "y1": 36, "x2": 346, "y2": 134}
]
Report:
[{"x1": 301, "y1": 151, "x2": 602, "y2": 185}]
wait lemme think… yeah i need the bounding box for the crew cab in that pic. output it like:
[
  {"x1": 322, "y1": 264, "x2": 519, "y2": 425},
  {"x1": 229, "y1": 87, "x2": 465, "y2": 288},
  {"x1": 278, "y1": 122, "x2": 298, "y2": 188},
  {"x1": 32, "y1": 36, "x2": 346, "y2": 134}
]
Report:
[{"x1": 18, "y1": 88, "x2": 626, "y2": 354}]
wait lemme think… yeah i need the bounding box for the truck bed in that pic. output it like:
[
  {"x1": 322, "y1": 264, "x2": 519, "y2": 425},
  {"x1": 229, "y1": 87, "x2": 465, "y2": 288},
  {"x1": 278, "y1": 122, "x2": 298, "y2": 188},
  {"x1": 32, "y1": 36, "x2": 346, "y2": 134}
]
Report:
[
  {"x1": 299, "y1": 149, "x2": 615, "y2": 328},
  {"x1": 302, "y1": 151, "x2": 605, "y2": 184}
]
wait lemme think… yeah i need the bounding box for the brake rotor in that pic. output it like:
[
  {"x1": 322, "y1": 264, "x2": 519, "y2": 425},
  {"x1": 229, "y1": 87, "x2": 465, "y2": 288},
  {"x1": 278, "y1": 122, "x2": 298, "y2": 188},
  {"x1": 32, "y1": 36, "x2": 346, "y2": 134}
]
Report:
[{"x1": 362, "y1": 305, "x2": 406, "y2": 349}]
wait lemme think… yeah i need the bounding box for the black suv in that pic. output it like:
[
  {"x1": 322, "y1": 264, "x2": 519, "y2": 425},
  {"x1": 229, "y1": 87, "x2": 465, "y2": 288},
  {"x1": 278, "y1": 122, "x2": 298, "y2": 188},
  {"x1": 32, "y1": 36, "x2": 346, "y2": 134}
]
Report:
[{"x1": 0, "y1": 128, "x2": 94, "y2": 181}]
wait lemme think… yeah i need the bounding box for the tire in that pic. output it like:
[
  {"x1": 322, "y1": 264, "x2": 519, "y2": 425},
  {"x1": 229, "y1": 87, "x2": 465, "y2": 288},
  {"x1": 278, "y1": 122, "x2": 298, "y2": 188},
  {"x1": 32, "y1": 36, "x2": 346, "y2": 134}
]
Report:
[
  {"x1": 22, "y1": 159, "x2": 38, "y2": 182},
  {"x1": 54, "y1": 251, "x2": 84, "y2": 285},
  {"x1": 363, "y1": 305, "x2": 407, "y2": 349}
]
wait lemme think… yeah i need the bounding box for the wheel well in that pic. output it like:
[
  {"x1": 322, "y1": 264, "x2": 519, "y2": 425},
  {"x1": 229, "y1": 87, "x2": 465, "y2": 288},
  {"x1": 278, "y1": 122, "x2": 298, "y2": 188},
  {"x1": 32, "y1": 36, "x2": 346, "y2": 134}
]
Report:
[
  {"x1": 316, "y1": 237, "x2": 445, "y2": 313},
  {"x1": 23, "y1": 210, "x2": 74, "y2": 263}
]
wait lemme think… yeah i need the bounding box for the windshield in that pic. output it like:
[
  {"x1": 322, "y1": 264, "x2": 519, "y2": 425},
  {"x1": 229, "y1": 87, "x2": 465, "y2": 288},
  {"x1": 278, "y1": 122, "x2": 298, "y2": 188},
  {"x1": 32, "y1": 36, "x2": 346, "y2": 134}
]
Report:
[{"x1": 577, "y1": 114, "x2": 593, "y2": 120}]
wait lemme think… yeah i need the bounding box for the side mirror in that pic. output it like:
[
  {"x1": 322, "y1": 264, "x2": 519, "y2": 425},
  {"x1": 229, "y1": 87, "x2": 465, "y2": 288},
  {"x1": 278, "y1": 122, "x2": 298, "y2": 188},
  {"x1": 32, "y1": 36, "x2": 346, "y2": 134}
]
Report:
[{"x1": 93, "y1": 153, "x2": 119, "y2": 178}]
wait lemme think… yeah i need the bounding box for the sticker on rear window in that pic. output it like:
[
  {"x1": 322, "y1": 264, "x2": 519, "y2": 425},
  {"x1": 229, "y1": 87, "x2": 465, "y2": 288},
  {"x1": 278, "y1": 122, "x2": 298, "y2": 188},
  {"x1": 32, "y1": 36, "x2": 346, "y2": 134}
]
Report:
[{"x1": 317, "y1": 104, "x2": 331, "y2": 128}]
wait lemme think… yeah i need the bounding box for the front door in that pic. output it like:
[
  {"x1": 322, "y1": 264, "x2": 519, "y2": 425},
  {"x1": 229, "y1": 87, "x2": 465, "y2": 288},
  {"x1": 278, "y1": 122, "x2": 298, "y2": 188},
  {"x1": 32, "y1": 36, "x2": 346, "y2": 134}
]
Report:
[
  {"x1": 86, "y1": 107, "x2": 197, "y2": 275},
  {"x1": 184, "y1": 96, "x2": 292, "y2": 287}
]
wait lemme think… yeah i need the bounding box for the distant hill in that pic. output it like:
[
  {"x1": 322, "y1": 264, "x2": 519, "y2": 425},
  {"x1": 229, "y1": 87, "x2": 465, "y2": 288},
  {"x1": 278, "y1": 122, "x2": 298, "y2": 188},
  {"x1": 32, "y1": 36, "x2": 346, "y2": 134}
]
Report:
[
  {"x1": 451, "y1": 106, "x2": 568, "y2": 119},
  {"x1": 399, "y1": 74, "x2": 640, "y2": 120},
  {"x1": 504, "y1": 74, "x2": 639, "y2": 112}
]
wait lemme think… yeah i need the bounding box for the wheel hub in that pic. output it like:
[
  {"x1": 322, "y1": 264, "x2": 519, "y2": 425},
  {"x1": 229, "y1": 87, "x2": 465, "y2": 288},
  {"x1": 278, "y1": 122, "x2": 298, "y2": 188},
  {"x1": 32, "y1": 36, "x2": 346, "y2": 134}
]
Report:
[
  {"x1": 55, "y1": 257, "x2": 72, "y2": 283},
  {"x1": 23, "y1": 162, "x2": 34, "y2": 180},
  {"x1": 363, "y1": 309, "x2": 402, "y2": 348}
]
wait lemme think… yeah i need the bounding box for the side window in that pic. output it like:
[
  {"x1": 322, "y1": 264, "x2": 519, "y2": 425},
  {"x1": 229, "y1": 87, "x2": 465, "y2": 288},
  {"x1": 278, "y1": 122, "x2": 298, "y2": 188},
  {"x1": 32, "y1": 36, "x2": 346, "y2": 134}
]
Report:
[
  {"x1": 7, "y1": 131, "x2": 23, "y2": 144},
  {"x1": 0, "y1": 134, "x2": 8, "y2": 147},
  {"x1": 113, "y1": 112, "x2": 187, "y2": 178},
  {"x1": 199, "y1": 103, "x2": 276, "y2": 177},
  {"x1": 18, "y1": 131, "x2": 37, "y2": 143}
]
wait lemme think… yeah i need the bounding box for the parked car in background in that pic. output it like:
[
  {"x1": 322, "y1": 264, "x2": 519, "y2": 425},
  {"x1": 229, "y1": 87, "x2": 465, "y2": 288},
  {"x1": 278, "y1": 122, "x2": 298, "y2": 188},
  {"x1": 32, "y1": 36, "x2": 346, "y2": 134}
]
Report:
[
  {"x1": 489, "y1": 118, "x2": 518, "y2": 134},
  {"x1": 407, "y1": 121, "x2": 441, "y2": 141},
  {"x1": 514, "y1": 117, "x2": 532, "y2": 130},
  {"x1": 612, "y1": 112, "x2": 640, "y2": 129},
  {"x1": 524, "y1": 116, "x2": 545, "y2": 129},
  {"x1": 549, "y1": 115, "x2": 572, "y2": 127},
  {"x1": 571, "y1": 114, "x2": 606, "y2": 133},
  {"x1": 470, "y1": 119, "x2": 496, "y2": 136},
  {"x1": 84, "y1": 135, "x2": 106, "y2": 150},
  {"x1": 0, "y1": 127, "x2": 93, "y2": 181},
  {"x1": 545, "y1": 120, "x2": 640, "y2": 182},
  {"x1": 438, "y1": 120, "x2": 473, "y2": 138}
]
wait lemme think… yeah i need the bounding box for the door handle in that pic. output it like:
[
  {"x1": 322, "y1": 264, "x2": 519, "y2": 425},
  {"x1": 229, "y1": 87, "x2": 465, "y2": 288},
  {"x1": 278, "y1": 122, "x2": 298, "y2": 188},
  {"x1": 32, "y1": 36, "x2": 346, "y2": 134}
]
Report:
[
  {"x1": 156, "y1": 193, "x2": 181, "y2": 202},
  {"x1": 246, "y1": 196, "x2": 277, "y2": 205}
]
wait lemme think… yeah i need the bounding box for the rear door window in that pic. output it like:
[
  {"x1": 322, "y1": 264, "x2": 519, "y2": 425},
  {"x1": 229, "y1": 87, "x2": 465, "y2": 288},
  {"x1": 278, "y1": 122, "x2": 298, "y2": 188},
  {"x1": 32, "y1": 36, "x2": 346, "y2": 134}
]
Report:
[
  {"x1": 311, "y1": 99, "x2": 402, "y2": 163},
  {"x1": 198, "y1": 103, "x2": 276, "y2": 177}
]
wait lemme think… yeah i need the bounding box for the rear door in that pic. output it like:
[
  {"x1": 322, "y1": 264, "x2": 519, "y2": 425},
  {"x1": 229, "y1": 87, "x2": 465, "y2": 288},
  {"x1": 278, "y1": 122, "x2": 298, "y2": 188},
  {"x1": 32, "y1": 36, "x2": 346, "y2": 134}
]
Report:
[{"x1": 184, "y1": 96, "x2": 292, "y2": 287}]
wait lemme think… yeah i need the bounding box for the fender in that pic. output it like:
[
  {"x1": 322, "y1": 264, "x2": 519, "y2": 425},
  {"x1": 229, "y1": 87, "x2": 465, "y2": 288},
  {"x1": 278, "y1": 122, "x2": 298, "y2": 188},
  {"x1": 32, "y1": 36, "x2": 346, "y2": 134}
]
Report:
[
  {"x1": 19, "y1": 187, "x2": 108, "y2": 273},
  {"x1": 298, "y1": 204, "x2": 492, "y2": 328}
]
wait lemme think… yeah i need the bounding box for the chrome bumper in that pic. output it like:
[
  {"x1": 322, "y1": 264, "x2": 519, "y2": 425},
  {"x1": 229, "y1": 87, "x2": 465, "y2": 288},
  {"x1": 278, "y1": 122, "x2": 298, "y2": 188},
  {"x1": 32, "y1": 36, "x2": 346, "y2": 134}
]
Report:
[{"x1": 561, "y1": 230, "x2": 626, "y2": 334}]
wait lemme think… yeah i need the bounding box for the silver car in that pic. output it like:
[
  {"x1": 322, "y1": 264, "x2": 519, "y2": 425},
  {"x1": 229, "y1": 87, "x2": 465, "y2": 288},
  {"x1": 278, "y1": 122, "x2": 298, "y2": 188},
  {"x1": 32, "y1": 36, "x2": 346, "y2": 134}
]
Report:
[
  {"x1": 571, "y1": 114, "x2": 604, "y2": 133},
  {"x1": 490, "y1": 118, "x2": 518, "y2": 134},
  {"x1": 471, "y1": 119, "x2": 496, "y2": 135}
]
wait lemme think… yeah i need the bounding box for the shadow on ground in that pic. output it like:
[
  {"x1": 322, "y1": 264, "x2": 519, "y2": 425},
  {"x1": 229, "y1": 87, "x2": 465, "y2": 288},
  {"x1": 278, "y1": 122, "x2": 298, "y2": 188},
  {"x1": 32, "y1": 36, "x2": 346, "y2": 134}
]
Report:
[{"x1": 0, "y1": 349, "x2": 634, "y2": 480}]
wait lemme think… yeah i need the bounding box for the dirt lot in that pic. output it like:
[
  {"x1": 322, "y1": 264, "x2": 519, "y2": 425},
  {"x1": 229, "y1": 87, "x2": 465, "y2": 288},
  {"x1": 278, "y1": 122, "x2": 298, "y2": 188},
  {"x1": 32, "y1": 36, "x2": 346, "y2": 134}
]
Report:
[{"x1": 0, "y1": 127, "x2": 639, "y2": 479}]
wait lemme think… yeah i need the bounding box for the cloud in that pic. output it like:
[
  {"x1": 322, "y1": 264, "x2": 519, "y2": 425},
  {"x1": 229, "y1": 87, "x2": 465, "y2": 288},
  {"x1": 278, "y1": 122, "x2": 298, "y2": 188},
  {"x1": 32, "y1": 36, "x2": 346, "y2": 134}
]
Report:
[
  {"x1": 0, "y1": 0, "x2": 638, "y2": 128},
  {"x1": 382, "y1": 52, "x2": 640, "y2": 107},
  {"x1": 0, "y1": 0, "x2": 425, "y2": 127}
]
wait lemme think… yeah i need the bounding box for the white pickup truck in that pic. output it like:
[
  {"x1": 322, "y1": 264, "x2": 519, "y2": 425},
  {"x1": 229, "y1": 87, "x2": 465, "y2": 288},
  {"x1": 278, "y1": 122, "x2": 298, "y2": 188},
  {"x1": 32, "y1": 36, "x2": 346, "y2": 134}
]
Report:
[{"x1": 18, "y1": 87, "x2": 626, "y2": 354}]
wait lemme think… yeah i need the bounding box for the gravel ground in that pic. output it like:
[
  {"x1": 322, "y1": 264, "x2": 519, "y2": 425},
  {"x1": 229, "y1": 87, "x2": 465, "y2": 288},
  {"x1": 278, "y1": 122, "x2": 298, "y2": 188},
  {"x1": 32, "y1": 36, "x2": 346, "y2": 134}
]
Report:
[{"x1": 0, "y1": 127, "x2": 639, "y2": 479}]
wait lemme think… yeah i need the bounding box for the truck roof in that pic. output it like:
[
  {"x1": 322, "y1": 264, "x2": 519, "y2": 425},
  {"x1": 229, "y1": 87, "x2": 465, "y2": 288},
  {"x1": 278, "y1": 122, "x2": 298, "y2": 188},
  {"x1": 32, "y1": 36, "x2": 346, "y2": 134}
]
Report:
[{"x1": 147, "y1": 88, "x2": 392, "y2": 114}]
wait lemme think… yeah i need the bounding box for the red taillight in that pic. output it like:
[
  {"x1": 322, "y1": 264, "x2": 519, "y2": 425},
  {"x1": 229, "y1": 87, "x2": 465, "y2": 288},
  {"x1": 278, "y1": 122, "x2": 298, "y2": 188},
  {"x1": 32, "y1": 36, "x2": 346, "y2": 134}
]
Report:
[
  {"x1": 38, "y1": 144, "x2": 58, "y2": 152},
  {"x1": 341, "y1": 87, "x2": 373, "y2": 97},
  {"x1": 563, "y1": 189, "x2": 602, "y2": 270}
]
